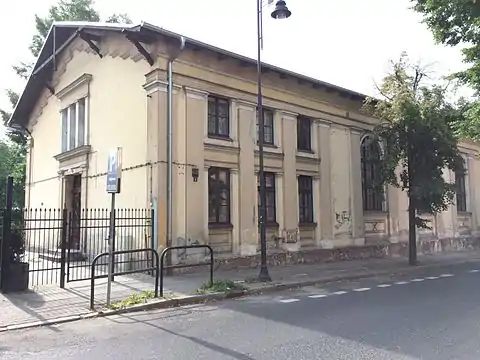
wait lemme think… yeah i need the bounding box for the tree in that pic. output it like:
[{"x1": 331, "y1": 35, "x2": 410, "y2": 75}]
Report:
[
  {"x1": 411, "y1": 0, "x2": 480, "y2": 141},
  {"x1": 106, "y1": 13, "x2": 133, "y2": 24},
  {"x1": 365, "y1": 53, "x2": 465, "y2": 265},
  {"x1": 0, "y1": 141, "x2": 26, "y2": 209},
  {"x1": 0, "y1": 0, "x2": 131, "y2": 206}
]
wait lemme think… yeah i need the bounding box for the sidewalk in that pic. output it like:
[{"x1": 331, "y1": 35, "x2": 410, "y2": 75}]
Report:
[{"x1": 2, "y1": 250, "x2": 480, "y2": 330}]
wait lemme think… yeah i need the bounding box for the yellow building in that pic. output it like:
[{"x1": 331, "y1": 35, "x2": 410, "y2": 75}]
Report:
[{"x1": 9, "y1": 21, "x2": 480, "y2": 266}]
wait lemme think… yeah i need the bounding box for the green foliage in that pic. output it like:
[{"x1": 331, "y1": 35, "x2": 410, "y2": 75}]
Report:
[
  {"x1": 30, "y1": 0, "x2": 101, "y2": 57},
  {"x1": 411, "y1": 0, "x2": 480, "y2": 141},
  {"x1": 109, "y1": 290, "x2": 156, "y2": 310},
  {"x1": 0, "y1": 142, "x2": 26, "y2": 209},
  {"x1": 0, "y1": 0, "x2": 132, "y2": 208},
  {"x1": 106, "y1": 13, "x2": 133, "y2": 24},
  {"x1": 196, "y1": 279, "x2": 247, "y2": 294},
  {"x1": 365, "y1": 53, "x2": 464, "y2": 228}
]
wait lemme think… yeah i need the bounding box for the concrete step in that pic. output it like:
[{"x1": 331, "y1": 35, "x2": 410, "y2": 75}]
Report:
[{"x1": 37, "y1": 249, "x2": 87, "y2": 263}]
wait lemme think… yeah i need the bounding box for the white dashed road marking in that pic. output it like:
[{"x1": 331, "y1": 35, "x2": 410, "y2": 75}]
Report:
[
  {"x1": 308, "y1": 294, "x2": 328, "y2": 299},
  {"x1": 277, "y1": 269, "x2": 477, "y2": 304},
  {"x1": 439, "y1": 274, "x2": 454, "y2": 278},
  {"x1": 279, "y1": 299, "x2": 300, "y2": 303}
]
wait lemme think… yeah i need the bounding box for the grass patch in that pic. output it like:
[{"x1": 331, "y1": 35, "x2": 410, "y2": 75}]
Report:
[
  {"x1": 196, "y1": 279, "x2": 247, "y2": 295},
  {"x1": 109, "y1": 290, "x2": 156, "y2": 310}
]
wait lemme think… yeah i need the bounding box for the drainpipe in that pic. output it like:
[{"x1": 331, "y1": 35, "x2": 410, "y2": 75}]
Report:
[
  {"x1": 166, "y1": 36, "x2": 186, "y2": 270},
  {"x1": 26, "y1": 137, "x2": 34, "y2": 209}
]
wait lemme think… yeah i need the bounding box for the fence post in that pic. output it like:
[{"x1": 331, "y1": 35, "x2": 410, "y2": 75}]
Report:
[
  {"x1": 150, "y1": 209, "x2": 155, "y2": 274},
  {"x1": 0, "y1": 176, "x2": 14, "y2": 293},
  {"x1": 59, "y1": 208, "x2": 68, "y2": 289}
]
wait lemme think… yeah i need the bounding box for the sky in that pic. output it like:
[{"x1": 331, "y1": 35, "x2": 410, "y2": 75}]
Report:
[{"x1": 0, "y1": 0, "x2": 470, "y2": 134}]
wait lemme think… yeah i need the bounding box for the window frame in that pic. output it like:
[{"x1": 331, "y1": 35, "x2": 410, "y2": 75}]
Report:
[
  {"x1": 207, "y1": 95, "x2": 230, "y2": 139},
  {"x1": 257, "y1": 172, "x2": 277, "y2": 225},
  {"x1": 208, "y1": 167, "x2": 231, "y2": 225},
  {"x1": 61, "y1": 97, "x2": 87, "y2": 153},
  {"x1": 256, "y1": 108, "x2": 275, "y2": 146},
  {"x1": 298, "y1": 175, "x2": 314, "y2": 224},
  {"x1": 297, "y1": 116, "x2": 312, "y2": 152},
  {"x1": 455, "y1": 169, "x2": 467, "y2": 213},
  {"x1": 361, "y1": 136, "x2": 384, "y2": 212}
]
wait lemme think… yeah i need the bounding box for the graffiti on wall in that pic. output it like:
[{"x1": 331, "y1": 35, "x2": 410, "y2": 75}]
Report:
[
  {"x1": 176, "y1": 237, "x2": 201, "y2": 260},
  {"x1": 335, "y1": 210, "x2": 351, "y2": 230}
]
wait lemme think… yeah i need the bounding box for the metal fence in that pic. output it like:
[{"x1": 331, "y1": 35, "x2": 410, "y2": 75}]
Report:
[
  {"x1": 67, "y1": 208, "x2": 154, "y2": 283},
  {"x1": 3, "y1": 207, "x2": 154, "y2": 288}
]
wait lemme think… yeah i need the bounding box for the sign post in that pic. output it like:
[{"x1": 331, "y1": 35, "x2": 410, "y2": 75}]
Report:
[{"x1": 106, "y1": 147, "x2": 122, "y2": 307}]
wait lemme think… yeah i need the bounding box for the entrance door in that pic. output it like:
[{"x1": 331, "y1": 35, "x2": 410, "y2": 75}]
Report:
[{"x1": 69, "y1": 174, "x2": 82, "y2": 250}]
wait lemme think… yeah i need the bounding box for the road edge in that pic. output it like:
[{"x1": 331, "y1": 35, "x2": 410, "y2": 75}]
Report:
[{"x1": 1, "y1": 257, "x2": 478, "y2": 333}]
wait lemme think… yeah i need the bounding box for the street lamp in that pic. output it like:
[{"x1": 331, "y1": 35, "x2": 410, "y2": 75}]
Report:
[{"x1": 257, "y1": 0, "x2": 292, "y2": 282}]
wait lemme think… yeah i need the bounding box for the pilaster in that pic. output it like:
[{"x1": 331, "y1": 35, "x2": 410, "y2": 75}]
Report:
[
  {"x1": 281, "y1": 111, "x2": 298, "y2": 231},
  {"x1": 350, "y1": 128, "x2": 365, "y2": 245},
  {"x1": 318, "y1": 121, "x2": 334, "y2": 246},
  {"x1": 238, "y1": 102, "x2": 257, "y2": 255},
  {"x1": 231, "y1": 168, "x2": 240, "y2": 254}
]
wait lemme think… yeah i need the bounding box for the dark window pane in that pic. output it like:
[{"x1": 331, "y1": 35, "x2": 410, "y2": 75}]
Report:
[
  {"x1": 455, "y1": 166, "x2": 467, "y2": 212},
  {"x1": 256, "y1": 108, "x2": 275, "y2": 144},
  {"x1": 208, "y1": 96, "x2": 230, "y2": 138},
  {"x1": 361, "y1": 137, "x2": 383, "y2": 212},
  {"x1": 257, "y1": 172, "x2": 276, "y2": 224},
  {"x1": 298, "y1": 175, "x2": 313, "y2": 223},
  {"x1": 297, "y1": 116, "x2": 312, "y2": 151},
  {"x1": 208, "y1": 167, "x2": 231, "y2": 224}
]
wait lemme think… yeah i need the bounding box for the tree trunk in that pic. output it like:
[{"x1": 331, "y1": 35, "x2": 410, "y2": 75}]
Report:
[
  {"x1": 408, "y1": 193, "x2": 418, "y2": 266},
  {"x1": 407, "y1": 146, "x2": 418, "y2": 266}
]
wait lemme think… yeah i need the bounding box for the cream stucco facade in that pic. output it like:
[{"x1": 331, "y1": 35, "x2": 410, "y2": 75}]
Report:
[{"x1": 17, "y1": 24, "x2": 480, "y2": 263}]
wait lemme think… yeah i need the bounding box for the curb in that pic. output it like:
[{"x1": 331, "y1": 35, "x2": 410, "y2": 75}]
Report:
[{"x1": 1, "y1": 256, "x2": 479, "y2": 333}]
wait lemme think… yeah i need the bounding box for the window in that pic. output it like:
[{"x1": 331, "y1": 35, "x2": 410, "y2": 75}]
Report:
[
  {"x1": 208, "y1": 96, "x2": 229, "y2": 138},
  {"x1": 361, "y1": 136, "x2": 383, "y2": 211},
  {"x1": 297, "y1": 116, "x2": 312, "y2": 151},
  {"x1": 208, "y1": 167, "x2": 231, "y2": 224},
  {"x1": 298, "y1": 175, "x2": 314, "y2": 224},
  {"x1": 61, "y1": 98, "x2": 86, "y2": 152},
  {"x1": 456, "y1": 168, "x2": 467, "y2": 212},
  {"x1": 257, "y1": 172, "x2": 276, "y2": 224},
  {"x1": 256, "y1": 108, "x2": 274, "y2": 145}
]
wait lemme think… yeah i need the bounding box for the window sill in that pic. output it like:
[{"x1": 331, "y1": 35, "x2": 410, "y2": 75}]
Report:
[
  {"x1": 299, "y1": 222, "x2": 317, "y2": 229},
  {"x1": 297, "y1": 148, "x2": 314, "y2": 154},
  {"x1": 54, "y1": 145, "x2": 91, "y2": 163},
  {"x1": 259, "y1": 222, "x2": 279, "y2": 229},
  {"x1": 457, "y1": 211, "x2": 472, "y2": 216},
  {"x1": 207, "y1": 134, "x2": 233, "y2": 142},
  {"x1": 364, "y1": 210, "x2": 387, "y2": 216},
  {"x1": 208, "y1": 222, "x2": 233, "y2": 230}
]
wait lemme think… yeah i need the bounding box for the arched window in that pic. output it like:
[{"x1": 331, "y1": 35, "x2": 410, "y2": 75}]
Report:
[{"x1": 361, "y1": 136, "x2": 383, "y2": 212}]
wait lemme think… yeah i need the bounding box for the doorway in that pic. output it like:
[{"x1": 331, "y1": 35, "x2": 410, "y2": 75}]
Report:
[{"x1": 65, "y1": 174, "x2": 82, "y2": 250}]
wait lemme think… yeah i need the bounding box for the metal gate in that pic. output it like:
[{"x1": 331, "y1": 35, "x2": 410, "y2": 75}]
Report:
[
  {"x1": 1, "y1": 205, "x2": 155, "y2": 289},
  {"x1": 65, "y1": 208, "x2": 155, "y2": 283}
]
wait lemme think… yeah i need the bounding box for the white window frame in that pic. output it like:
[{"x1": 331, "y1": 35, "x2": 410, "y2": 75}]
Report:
[{"x1": 61, "y1": 97, "x2": 88, "y2": 152}]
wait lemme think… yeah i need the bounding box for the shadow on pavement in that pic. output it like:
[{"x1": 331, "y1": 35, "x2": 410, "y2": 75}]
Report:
[
  {"x1": 2, "y1": 290, "x2": 61, "y2": 333},
  {"x1": 216, "y1": 263, "x2": 480, "y2": 360},
  {"x1": 107, "y1": 309, "x2": 255, "y2": 360}
]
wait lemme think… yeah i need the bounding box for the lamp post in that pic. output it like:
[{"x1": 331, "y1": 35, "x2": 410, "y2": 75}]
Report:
[{"x1": 257, "y1": 0, "x2": 292, "y2": 282}]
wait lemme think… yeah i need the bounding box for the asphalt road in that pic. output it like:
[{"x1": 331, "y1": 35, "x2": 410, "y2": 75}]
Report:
[{"x1": 2, "y1": 261, "x2": 480, "y2": 360}]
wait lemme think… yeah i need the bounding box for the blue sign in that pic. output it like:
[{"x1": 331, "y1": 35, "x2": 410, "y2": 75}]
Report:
[{"x1": 106, "y1": 148, "x2": 121, "y2": 193}]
